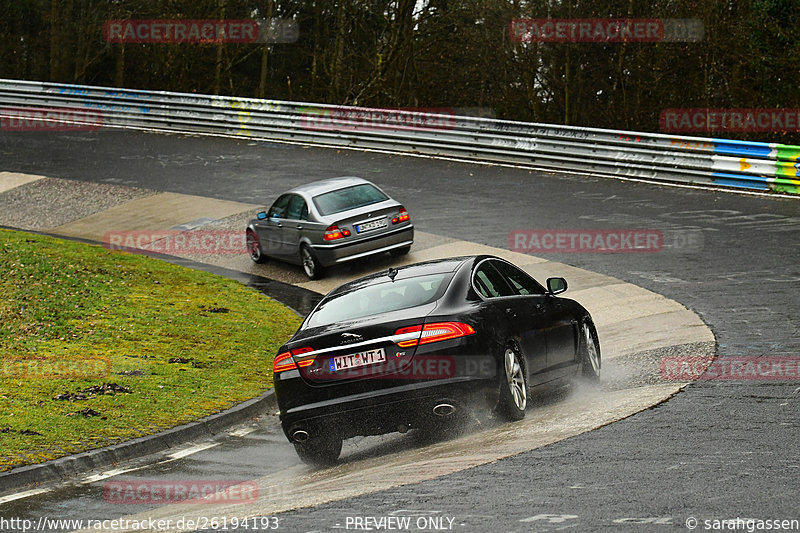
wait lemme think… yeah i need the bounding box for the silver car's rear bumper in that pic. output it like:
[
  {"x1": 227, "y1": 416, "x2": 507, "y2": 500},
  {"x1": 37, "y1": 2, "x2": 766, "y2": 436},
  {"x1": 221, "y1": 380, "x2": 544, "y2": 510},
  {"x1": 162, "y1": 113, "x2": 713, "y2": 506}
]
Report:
[{"x1": 310, "y1": 225, "x2": 413, "y2": 266}]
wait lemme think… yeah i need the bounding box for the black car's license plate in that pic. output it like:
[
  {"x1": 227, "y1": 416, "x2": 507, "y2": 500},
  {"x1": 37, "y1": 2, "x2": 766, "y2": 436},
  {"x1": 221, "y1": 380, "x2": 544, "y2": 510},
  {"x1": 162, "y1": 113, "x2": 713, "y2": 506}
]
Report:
[
  {"x1": 330, "y1": 348, "x2": 386, "y2": 371},
  {"x1": 355, "y1": 218, "x2": 387, "y2": 233}
]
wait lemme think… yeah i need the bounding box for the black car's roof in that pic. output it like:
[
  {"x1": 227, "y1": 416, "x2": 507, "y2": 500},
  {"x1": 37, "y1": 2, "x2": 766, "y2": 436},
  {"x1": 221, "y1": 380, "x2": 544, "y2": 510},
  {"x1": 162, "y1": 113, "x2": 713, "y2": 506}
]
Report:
[{"x1": 324, "y1": 255, "x2": 494, "y2": 297}]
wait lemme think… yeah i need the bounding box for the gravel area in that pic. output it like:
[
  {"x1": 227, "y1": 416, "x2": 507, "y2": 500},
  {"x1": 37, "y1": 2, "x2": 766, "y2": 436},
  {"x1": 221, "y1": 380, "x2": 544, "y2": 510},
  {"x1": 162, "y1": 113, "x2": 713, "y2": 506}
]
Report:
[{"x1": 0, "y1": 177, "x2": 156, "y2": 230}]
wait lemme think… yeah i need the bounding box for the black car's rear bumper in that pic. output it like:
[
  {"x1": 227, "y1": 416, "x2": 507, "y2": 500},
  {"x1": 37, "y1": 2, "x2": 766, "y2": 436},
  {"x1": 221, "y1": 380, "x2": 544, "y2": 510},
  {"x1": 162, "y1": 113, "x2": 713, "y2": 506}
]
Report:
[
  {"x1": 278, "y1": 375, "x2": 500, "y2": 441},
  {"x1": 275, "y1": 335, "x2": 503, "y2": 441}
]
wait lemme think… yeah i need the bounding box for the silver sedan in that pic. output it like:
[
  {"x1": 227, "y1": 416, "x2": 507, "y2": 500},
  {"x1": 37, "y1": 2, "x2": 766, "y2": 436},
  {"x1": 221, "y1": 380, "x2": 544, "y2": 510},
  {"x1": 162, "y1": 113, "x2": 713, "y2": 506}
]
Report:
[{"x1": 246, "y1": 177, "x2": 414, "y2": 279}]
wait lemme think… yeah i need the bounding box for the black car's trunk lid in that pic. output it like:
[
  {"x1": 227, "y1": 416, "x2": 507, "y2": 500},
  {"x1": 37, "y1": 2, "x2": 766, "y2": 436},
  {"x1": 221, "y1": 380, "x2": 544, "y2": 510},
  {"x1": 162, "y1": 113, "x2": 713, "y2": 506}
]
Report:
[{"x1": 287, "y1": 303, "x2": 437, "y2": 385}]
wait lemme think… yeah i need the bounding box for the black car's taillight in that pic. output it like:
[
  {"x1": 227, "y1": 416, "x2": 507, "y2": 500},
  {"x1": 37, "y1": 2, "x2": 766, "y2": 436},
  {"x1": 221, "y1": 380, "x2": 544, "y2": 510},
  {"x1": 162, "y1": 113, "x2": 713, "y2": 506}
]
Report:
[
  {"x1": 273, "y1": 346, "x2": 314, "y2": 373},
  {"x1": 394, "y1": 322, "x2": 475, "y2": 348}
]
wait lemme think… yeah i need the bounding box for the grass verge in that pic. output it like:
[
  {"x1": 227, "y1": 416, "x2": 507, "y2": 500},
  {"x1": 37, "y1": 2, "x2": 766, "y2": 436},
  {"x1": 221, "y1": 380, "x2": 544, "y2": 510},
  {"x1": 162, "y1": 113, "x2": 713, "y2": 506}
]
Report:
[{"x1": 0, "y1": 229, "x2": 301, "y2": 472}]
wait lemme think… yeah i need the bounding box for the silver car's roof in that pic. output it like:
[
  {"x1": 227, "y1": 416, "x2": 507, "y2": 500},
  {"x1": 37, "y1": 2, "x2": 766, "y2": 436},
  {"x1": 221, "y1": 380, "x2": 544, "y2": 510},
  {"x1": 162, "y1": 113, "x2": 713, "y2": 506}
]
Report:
[{"x1": 288, "y1": 176, "x2": 372, "y2": 197}]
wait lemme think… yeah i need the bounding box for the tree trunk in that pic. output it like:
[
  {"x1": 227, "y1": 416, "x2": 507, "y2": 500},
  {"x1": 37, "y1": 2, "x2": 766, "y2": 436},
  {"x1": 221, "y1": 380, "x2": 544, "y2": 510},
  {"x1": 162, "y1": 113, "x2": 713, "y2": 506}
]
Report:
[
  {"x1": 329, "y1": 1, "x2": 346, "y2": 102},
  {"x1": 214, "y1": 0, "x2": 226, "y2": 95},
  {"x1": 115, "y1": 44, "x2": 125, "y2": 87},
  {"x1": 258, "y1": 0, "x2": 275, "y2": 98},
  {"x1": 49, "y1": 0, "x2": 61, "y2": 81}
]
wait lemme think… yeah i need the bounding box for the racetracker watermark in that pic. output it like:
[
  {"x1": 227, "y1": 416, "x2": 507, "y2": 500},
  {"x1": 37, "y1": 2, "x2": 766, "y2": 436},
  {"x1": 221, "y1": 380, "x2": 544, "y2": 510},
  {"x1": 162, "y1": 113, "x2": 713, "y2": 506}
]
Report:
[
  {"x1": 103, "y1": 480, "x2": 258, "y2": 504},
  {"x1": 660, "y1": 108, "x2": 800, "y2": 133},
  {"x1": 103, "y1": 230, "x2": 246, "y2": 255},
  {"x1": 0, "y1": 516, "x2": 279, "y2": 532},
  {"x1": 308, "y1": 355, "x2": 495, "y2": 381},
  {"x1": 343, "y1": 515, "x2": 457, "y2": 531},
  {"x1": 509, "y1": 18, "x2": 703, "y2": 43},
  {"x1": 685, "y1": 517, "x2": 800, "y2": 531},
  {"x1": 104, "y1": 19, "x2": 298, "y2": 44},
  {"x1": 1, "y1": 107, "x2": 103, "y2": 131},
  {"x1": 300, "y1": 106, "x2": 457, "y2": 132},
  {"x1": 661, "y1": 356, "x2": 800, "y2": 381},
  {"x1": 510, "y1": 230, "x2": 664, "y2": 254},
  {"x1": 105, "y1": 20, "x2": 257, "y2": 43},
  {"x1": 1, "y1": 357, "x2": 111, "y2": 379}
]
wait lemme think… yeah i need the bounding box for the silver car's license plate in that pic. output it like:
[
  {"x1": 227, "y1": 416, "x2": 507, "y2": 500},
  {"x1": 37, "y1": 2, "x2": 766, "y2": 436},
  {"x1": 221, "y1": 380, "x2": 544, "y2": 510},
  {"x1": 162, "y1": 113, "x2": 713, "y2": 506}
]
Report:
[
  {"x1": 355, "y1": 218, "x2": 387, "y2": 233},
  {"x1": 330, "y1": 348, "x2": 386, "y2": 371}
]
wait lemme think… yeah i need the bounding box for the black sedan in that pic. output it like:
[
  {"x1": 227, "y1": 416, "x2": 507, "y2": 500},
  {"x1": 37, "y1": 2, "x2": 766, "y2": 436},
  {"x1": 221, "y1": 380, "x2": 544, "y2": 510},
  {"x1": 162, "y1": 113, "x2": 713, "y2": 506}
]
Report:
[{"x1": 273, "y1": 255, "x2": 601, "y2": 466}]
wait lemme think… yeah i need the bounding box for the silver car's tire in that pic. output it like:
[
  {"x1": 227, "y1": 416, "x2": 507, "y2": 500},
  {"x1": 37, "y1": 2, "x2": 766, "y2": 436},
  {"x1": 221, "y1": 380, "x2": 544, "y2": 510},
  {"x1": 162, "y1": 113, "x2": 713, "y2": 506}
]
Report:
[
  {"x1": 246, "y1": 230, "x2": 267, "y2": 264},
  {"x1": 300, "y1": 245, "x2": 324, "y2": 280},
  {"x1": 580, "y1": 322, "x2": 601, "y2": 380},
  {"x1": 498, "y1": 344, "x2": 527, "y2": 421},
  {"x1": 293, "y1": 435, "x2": 342, "y2": 467}
]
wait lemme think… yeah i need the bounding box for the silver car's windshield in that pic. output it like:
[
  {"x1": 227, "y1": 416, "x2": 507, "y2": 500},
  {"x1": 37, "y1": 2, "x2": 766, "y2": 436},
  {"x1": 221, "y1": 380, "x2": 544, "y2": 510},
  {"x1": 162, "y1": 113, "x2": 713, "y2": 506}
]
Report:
[
  {"x1": 306, "y1": 273, "x2": 450, "y2": 327},
  {"x1": 313, "y1": 184, "x2": 389, "y2": 216}
]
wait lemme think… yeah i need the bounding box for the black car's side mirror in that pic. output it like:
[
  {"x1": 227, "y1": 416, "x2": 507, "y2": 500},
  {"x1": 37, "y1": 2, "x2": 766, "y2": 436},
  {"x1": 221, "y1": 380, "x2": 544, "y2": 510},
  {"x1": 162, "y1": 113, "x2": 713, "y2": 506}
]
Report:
[
  {"x1": 257, "y1": 211, "x2": 268, "y2": 220},
  {"x1": 546, "y1": 277, "x2": 568, "y2": 295}
]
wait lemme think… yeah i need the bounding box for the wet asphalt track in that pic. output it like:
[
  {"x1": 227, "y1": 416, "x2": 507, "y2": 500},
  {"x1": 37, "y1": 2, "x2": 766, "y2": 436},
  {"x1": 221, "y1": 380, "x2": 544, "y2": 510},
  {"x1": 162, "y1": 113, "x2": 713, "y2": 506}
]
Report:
[{"x1": 0, "y1": 130, "x2": 798, "y2": 532}]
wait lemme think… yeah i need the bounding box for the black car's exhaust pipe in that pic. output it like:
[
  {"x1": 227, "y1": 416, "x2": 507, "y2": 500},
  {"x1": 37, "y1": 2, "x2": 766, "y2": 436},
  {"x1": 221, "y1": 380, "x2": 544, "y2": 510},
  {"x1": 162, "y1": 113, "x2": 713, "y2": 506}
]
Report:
[
  {"x1": 292, "y1": 429, "x2": 309, "y2": 443},
  {"x1": 433, "y1": 403, "x2": 456, "y2": 417}
]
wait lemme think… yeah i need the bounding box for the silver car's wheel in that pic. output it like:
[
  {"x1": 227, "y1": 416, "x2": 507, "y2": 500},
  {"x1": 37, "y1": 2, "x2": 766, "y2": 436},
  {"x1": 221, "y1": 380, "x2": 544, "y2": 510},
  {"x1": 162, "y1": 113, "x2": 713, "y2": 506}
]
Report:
[
  {"x1": 246, "y1": 230, "x2": 267, "y2": 264},
  {"x1": 300, "y1": 245, "x2": 324, "y2": 280},
  {"x1": 498, "y1": 345, "x2": 527, "y2": 420},
  {"x1": 581, "y1": 322, "x2": 601, "y2": 380}
]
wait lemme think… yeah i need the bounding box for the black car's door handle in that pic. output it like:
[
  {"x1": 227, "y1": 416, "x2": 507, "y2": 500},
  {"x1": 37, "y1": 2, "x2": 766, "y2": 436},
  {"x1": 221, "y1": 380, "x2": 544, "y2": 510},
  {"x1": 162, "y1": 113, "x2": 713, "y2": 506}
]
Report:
[
  {"x1": 505, "y1": 307, "x2": 517, "y2": 318},
  {"x1": 296, "y1": 225, "x2": 303, "y2": 230}
]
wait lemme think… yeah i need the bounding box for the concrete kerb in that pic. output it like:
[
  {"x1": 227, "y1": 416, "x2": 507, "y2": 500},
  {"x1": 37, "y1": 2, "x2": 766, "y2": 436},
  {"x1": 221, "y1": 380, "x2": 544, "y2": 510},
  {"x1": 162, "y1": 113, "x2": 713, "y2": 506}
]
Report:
[{"x1": 0, "y1": 227, "x2": 320, "y2": 494}]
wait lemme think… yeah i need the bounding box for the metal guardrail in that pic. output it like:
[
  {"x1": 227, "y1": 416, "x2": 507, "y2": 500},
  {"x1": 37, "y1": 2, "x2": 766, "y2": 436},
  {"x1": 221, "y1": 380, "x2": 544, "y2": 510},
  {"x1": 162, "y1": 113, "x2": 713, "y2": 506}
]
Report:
[{"x1": 1, "y1": 78, "x2": 798, "y2": 194}]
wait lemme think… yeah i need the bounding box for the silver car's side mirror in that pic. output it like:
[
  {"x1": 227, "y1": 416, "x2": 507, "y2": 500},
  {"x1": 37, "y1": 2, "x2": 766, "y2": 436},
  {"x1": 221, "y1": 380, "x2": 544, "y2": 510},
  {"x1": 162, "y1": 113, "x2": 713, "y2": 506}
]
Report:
[{"x1": 257, "y1": 211, "x2": 268, "y2": 220}]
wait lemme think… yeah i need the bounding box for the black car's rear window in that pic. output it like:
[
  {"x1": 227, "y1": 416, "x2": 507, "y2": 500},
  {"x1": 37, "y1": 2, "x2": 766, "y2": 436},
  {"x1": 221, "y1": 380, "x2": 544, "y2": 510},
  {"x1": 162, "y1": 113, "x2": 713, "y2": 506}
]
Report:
[
  {"x1": 313, "y1": 184, "x2": 389, "y2": 216},
  {"x1": 305, "y1": 273, "x2": 451, "y2": 327}
]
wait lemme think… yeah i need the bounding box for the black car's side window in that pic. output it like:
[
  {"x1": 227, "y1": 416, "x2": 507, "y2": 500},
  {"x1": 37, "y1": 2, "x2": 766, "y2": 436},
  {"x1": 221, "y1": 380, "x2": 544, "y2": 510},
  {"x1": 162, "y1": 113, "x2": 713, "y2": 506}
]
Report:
[
  {"x1": 287, "y1": 195, "x2": 308, "y2": 221},
  {"x1": 268, "y1": 194, "x2": 291, "y2": 218},
  {"x1": 473, "y1": 262, "x2": 515, "y2": 298},
  {"x1": 492, "y1": 260, "x2": 546, "y2": 296}
]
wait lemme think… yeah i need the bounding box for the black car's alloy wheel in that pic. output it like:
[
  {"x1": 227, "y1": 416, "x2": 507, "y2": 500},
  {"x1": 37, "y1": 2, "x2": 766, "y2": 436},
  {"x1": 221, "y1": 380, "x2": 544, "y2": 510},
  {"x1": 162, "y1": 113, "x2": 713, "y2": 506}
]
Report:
[
  {"x1": 581, "y1": 322, "x2": 601, "y2": 380},
  {"x1": 300, "y1": 245, "x2": 324, "y2": 280},
  {"x1": 293, "y1": 435, "x2": 343, "y2": 467},
  {"x1": 498, "y1": 344, "x2": 527, "y2": 420},
  {"x1": 246, "y1": 230, "x2": 267, "y2": 264}
]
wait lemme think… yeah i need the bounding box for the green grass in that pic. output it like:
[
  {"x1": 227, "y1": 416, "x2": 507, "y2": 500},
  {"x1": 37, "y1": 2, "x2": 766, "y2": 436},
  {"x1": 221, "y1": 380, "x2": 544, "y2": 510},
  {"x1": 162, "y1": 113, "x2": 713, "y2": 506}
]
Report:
[{"x1": 0, "y1": 229, "x2": 301, "y2": 471}]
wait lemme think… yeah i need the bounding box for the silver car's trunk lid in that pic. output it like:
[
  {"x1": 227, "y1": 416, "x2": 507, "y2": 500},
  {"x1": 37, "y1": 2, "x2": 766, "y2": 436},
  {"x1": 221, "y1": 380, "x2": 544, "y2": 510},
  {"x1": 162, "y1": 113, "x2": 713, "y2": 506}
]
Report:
[{"x1": 327, "y1": 202, "x2": 409, "y2": 242}]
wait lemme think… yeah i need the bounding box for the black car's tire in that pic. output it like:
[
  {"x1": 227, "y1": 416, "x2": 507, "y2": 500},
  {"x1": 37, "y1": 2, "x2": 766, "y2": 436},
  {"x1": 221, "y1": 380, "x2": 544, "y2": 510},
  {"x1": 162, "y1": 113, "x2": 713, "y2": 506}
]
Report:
[
  {"x1": 300, "y1": 245, "x2": 324, "y2": 280},
  {"x1": 579, "y1": 321, "x2": 601, "y2": 381},
  {"x1": 497, "y1": 344, "x2": 527, "y2": 421},
  {"x1": 246, "y1": 230, "x2": 267, "y2": 264},
  {"x1": 293, "y1": 435, "x2": 342, "y2": 467},
  {"x1": 390, "y1": 245, "x2": 411, "y2": 257}
]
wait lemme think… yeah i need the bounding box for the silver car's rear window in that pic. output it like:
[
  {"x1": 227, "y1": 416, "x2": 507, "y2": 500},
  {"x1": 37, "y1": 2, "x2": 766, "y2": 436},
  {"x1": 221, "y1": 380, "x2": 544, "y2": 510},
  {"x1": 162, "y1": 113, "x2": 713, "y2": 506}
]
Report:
[
  {"x1": 313, "y1": 184, "x2": 389, "y2": 216},
  {"x1": 306, "y1": 273, "x2": 451, "y2": 327}
]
